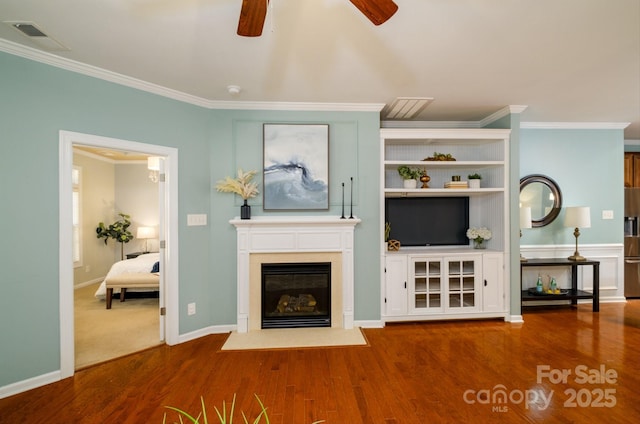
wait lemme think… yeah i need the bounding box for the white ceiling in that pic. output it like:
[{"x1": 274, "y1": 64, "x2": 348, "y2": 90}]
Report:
[{"x1": 1, "y1": 0, "x2": 639, "y2": 139}]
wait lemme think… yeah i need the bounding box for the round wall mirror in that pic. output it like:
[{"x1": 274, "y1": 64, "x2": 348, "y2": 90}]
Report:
[{"x1": 519, "y1": 174, "x2": 562, "y2": 227}]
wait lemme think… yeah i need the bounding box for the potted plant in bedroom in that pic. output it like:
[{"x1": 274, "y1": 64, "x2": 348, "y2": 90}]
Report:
[
  {"x1": 96, "y1": 212, "x2": 134, "y2": 260},
  {"x1": 215, "y1": 168, "x2": 259, "y2": 219}
]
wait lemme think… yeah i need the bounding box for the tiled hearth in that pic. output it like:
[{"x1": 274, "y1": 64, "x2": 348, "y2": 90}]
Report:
[{"x1": 231, "y1": 216, "x2": 360, "y2": 333}]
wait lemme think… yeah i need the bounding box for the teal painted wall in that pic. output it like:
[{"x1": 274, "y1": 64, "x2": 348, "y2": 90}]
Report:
[
  {"x1": 520, "y1": 128, "x2": 624, "y2": 246},
  {"x1": 0, "y1": 51, "x2": 381, "y2": 388},
  {"x1": 0, "y1": 51, "x2": 211, "y2": 387},
  {"x1": 207, "y1": 112, "x2": 381, "y2": 326}
]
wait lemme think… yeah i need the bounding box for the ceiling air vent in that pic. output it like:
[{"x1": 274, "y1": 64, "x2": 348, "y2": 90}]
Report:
[
  {"x1": 382, "y1": 97, "x2": 434, "y2": 120},
  {"x1": 3, "y1": 21, "x2": 69, "y2": 51}
]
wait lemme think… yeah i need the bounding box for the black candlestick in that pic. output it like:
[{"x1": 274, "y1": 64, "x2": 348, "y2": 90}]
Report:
[
  {"x1": 349, "y1": 177, "x2": 354, "y2": 219},
  {"x1": 340, "y1": 182, "x2": 346, "y2": 219}
]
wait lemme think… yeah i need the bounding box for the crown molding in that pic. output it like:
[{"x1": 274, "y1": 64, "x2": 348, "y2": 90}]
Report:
[
  {"x1": 0, "y1": 39, "x2": 385, "y2": 113},
  {"x1": 380, "y1": 120, "x2": 480, "y2": 129},
  {"x1": 479, "y1": 105, "x2": 528, "y2": 127},
  {"x1": 520, "y1": 122, "x2": 630, "y2": 130},
  {"x1": 208, "y1": 100, "x2": 385, "y2": 112},
  {"x1": 381, "y1": 105, "x2": 528, "y2": 129}
]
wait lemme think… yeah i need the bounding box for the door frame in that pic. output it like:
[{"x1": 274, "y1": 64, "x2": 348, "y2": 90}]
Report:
[{"x1": 59, "y1": 130, "x2": 179, "y2": 379}]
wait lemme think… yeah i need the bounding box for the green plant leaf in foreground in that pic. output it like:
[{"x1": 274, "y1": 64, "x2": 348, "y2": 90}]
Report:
[{"x1": 164, "y1": 393, "x2": 325, "y2": 424}]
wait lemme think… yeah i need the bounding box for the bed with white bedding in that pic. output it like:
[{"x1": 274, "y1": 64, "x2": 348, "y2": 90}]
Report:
[{"x1": 94, "y1": 252, "x2": 160, "y2": 300}]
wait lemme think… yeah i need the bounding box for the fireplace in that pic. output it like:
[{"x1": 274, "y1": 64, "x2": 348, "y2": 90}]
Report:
[
  {"x1": 261, "y1": 262, "x2": 331, "y2": 329},
  {"x1": 231, "y1": 216, "x2": 360, "y2": 333}
]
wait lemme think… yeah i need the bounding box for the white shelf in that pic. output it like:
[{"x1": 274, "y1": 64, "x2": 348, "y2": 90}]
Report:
[
  {"x1": 380, "y1": 127, "x2": 510, "y2": 323},
  {"x1": 384, "y1": 160, "x2": 504, "y2": 167},
  {"x1": 384, "y1": 188, "x2": 505, "y2": 197}
]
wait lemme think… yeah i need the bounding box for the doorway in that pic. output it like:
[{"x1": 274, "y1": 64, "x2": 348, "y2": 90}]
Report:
[{"x1": 59, "y1": 131, "x2": 179, "y2": 379}]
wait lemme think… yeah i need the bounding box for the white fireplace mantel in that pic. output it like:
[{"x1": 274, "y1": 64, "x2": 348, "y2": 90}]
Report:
[{"x1": 231, "y1": 216, "x2": 361, "y2": 333}]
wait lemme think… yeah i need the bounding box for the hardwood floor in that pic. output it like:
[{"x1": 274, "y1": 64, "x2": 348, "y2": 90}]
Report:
[{"x1": 2, "y1": 301, "x2": 640, "y2": 423}]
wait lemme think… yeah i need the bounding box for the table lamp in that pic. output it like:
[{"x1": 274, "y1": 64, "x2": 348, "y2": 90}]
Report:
[
  {"x1": 564, "y1": 206, "x2": 590, "y2": 261},
  {"x1": 136, "y1": 226, "x2": 156, "y2": 253},
  {"x1": 519, "y1": 206, "x2": 532, "y2": 262}
]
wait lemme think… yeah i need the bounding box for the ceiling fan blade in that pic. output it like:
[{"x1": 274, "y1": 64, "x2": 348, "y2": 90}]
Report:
[
  {"x1": 349, "y1": 0, "x2": 398, "y2": 26},
  {"x1": 237, "y1": 0, "x2": 269, "y2": 37}
]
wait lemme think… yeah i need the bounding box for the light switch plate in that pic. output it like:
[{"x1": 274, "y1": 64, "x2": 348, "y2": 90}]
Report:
[{"x1": 187, "y1": 214, "x2": 207, "y2": 226}]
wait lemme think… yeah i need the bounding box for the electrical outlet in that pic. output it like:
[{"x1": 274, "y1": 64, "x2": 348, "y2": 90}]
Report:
[
  {"x1": 602, "y1": 210, "x2": 614, "y2": 220},
  {"x1": 85, "y1": 265, "x2": 91, "y2": 273},
  {"x1": 187, "y1": 302, "x2": 196, "y2": 316}
]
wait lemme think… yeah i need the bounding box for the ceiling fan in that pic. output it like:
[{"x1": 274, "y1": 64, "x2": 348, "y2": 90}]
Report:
[{"x1": 237, "y1": 0, "x2": 398, "y2": 37}]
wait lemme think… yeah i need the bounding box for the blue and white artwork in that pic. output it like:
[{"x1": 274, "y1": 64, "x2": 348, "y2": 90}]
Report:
[{"x1": 263, "y1": 124, "x2": 329, "y2": 210}]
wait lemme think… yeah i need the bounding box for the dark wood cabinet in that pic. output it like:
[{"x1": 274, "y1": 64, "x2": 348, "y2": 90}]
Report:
[{"x1": 624, "y1": 152, "x2": 640, "y2": 187}]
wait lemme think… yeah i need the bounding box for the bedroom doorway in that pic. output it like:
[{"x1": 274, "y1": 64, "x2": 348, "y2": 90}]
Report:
[{"x1": 59, "y1": 131, "x2": 179, "y2": 379}]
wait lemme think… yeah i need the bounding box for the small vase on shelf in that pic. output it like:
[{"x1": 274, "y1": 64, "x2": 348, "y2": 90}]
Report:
[
  {"x1": 240, "y1": 199, "x2": 251, "y2": 220},
  {"x1": 473, "y1": 238, "x2": 486, "y2": 249}
]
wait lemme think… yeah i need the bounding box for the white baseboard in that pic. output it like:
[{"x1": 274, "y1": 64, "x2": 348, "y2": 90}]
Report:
[
  {"x1": 177, "y1": 324, "x2": 237, "y2": 344},
  {"x1": 74, "y1": 277, "x2": 105, "y2": 289},
  {"x1": 354, "y1": 319, "x2": 384, "y2": 328},
  {"x1": 0, "y1": 371, "x2": 61, "y2": 400},
  {"x1": 507, "y1": 315, "x2": 524, "y2": 323}
]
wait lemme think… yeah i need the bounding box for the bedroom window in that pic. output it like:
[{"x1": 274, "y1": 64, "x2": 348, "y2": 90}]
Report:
[{"x1": 72, "y1": 166, "x2": 82, "y2": 267}]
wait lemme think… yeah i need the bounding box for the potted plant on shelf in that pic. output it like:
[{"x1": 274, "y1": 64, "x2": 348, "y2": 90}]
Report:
[
  {"x1": 96, "y1": 213, "x2": 134, "y2": 260},
  {"x1": 397, "y1": 165, "x2": 421, "y2": 189},
  {"x1": 468, "y1": 173, "x2": 482, "y2": 189},
  {"x1": 215, "y1": 168, "x2": 259, "y2": 219}
]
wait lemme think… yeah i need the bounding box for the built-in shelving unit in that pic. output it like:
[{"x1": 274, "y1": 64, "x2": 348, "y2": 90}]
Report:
[{"x1": 380, "y1": 128, "x2": 511, "y2": 322}]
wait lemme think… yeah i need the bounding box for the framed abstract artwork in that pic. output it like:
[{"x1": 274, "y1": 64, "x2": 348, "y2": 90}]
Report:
[{"x1": 263, "y1": 124, "x2": 329, "y2": 210}]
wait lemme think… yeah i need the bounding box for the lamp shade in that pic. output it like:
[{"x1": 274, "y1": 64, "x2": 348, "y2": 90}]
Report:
[
  {"x1": 147, "y1": 156, "x2": 161, "y2": 171},
  {"x1": 519, "y1": 207, "x2": 532, "y2": 229},
  {"x1": 137, "y1": 226, "x2": 156, "y2": 239},
  {"x1": 564, "y1": 206, "x2": 591, "y2": 228}
]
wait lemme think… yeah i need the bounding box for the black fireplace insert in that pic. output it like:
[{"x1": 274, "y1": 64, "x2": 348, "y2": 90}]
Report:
[{"x1": 261, "y1": 262, "x2": 331, "y2": 329}]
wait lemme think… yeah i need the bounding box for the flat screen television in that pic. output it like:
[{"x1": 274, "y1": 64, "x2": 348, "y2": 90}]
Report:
[{"x1": 385, "y1": 197, "x2": 470, "y2": 246}]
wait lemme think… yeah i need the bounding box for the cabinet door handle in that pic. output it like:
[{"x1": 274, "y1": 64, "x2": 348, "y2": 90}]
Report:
[
  {"x1": 484, "y1": 279, "x2": 488, "y2": 287},
  {"x1": 404, "y1": 281, "x2": 407, "y2": 289}
]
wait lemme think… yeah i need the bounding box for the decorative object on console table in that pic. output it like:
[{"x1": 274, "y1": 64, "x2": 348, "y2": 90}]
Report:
[
  {"x1": 215, "y1": 168, "x2": 259, "y2": 220},
  {"x1": 468, "y1": 173, "x2": 481, "y2": 189},
  {"x1": 467, "y1": 226, "x2": 492, "y2": 249},
  {"x1": 519, "y1": 207, "x2": 532, "y2": 262},
  {"x1": 565, "y1": 206, "x2": 591, "y2": 261}
]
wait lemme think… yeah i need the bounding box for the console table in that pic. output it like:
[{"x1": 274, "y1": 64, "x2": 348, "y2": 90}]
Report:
[{"x1": 520, "y1": 258, "x2": 599, "y2": 312}]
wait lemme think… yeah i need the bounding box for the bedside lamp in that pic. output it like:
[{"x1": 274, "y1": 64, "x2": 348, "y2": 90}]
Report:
[
  {"x1": 137, "y1": 226, "x2": 156, "y2": 253},
  {"x1": 519, "y1": 206, "x2": 532, "y2": 262},
  {"x1": 564, "y1": 207, "x2": 591, "y2": 261}
]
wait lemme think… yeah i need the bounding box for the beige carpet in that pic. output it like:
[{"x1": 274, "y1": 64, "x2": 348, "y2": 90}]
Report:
[
  {"x1": 74, "y1": 282, "x2": 162, "y2": 369},
  {"x1": 221, "y1": 327, "x2": 368, "y2": 351}
]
